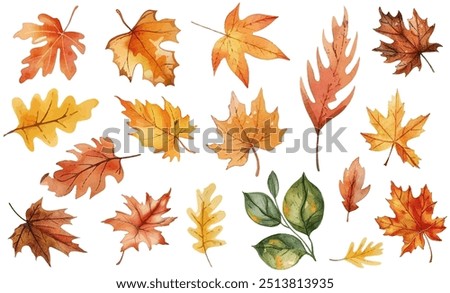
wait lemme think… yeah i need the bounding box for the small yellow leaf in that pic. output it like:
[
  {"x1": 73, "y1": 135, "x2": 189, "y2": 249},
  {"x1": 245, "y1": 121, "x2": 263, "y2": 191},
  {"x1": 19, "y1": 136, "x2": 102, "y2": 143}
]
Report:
[
  {"x1": 187, "y1": 183, "x2": 226, "y2": 267},
  {"x1": 330, "y1": 238, "x2": 383, "y2": 268},
  {"x1": 5, "y1": 89, "x2": 98, "y2": 151}
]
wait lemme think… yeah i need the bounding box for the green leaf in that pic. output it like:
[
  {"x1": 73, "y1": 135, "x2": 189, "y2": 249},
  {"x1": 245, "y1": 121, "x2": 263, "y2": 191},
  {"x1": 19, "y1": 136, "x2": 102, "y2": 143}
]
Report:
[
  {"x1": 243, "y1": 192, "x2": 281, "y2": 227},
  {"x1": 282, "y1": 173, "x2": 324, "y2": 235},
  {"x1": 267, "y1": 171, "x2": 279, "y2": 198},
  {"x1": 253, "y1": 233, "x2": 307, "y2": 270}
]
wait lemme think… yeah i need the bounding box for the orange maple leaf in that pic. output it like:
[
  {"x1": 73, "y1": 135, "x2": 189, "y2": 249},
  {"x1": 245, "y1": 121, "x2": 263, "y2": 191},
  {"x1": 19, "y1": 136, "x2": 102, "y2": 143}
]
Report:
[
  {"x1": 9, "y1": 198, "x2": 85, "y2": 266},
  {"x1": 41, "y1": 137, "x2": 140, "y2": 199},
  {"x1": 208, "y1": 89, "x2": 286, "y2": 176},
  {"x1": 103, "y1": 190, "x2": 176, "y2": 265},
  {"x1": 376, "y1": 182, "x2": 446, "y2": 262},
  {"x1": 194, "y1": 3, "x2": 289, "y2": 87},
  {"x1": 374, "y1": 8, "x2": 441, "y2": 75},
  {"x1": 361, "y1": 90, "x2": 429, "y2": 168},
  {"x1": 300, "y1": 8, "x2": 359, "y2": 171},
  {"x1": 107, "y1": 9, "x2": 179, "y2": 86},
  {"x1": 14, "y1": 6, "x2": 85, "y2": 83},
  {"x1": 339, "y1": 157, "x2": 371, "y2": 222}
]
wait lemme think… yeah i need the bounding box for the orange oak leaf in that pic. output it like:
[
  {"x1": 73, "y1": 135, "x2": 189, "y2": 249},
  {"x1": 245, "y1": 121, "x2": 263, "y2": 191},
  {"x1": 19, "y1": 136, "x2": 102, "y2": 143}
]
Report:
[
  {"x1": 107, "y1": 9, "x2": 179, "y2": 86},
  {"x1": 374, "y1": 8, "x2": 441, "y2": 75},
  {"x1": 14, "y1": 6, "x2": 85, "y2": 83},
  {"x1": 361, "y1": 90, "x2": 429, "y2": 168},
  {"x1": 9, "y1": 198, "x2": 85, "y2": 266},
  {"x1": 41, "y1": 137, "x2": 140, "y2": 199},
  {"x1": 194, "y1": 3, "x2": 289, "y2": 87},
  {"x1": 103, "y1": 190, "x2": 176, "y2": 265},
  {"x1": 339, "y1": 157, "x2": 371, "y2": 222},
  {"x1": 117, "y1": 97, "x2": 196, "y2": 161},
  {"x1": 376, "y1": 182, "x2": 446, "y2": 262},
  {"x1": 208, "y1": 89, "x2": 286, "y2": 177},
  {"x1": 300, "y1": 8, "x2": 359, "y2": 171}
]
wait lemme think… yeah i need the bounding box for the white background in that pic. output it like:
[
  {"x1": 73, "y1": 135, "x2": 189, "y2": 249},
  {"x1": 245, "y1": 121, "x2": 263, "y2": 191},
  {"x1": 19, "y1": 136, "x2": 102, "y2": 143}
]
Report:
[{"x1": 0, "y1": 0, "x2": 448, "y2": 292}]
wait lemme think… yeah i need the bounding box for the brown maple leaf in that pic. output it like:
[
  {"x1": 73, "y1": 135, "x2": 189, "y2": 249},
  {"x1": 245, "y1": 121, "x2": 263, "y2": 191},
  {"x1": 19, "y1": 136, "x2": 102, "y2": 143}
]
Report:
[
  {"x1": 339, "y1": 157, "x2": 371, "y2": 222},
  {"x1": 301, "y1": 8, "x2": 359, "y2": 171},
  {"x1": 9, "y1": 198, "x2": 85, "y2": 266},
  {"x1": 103, "y1": 190, "x2": 176, "y2": 265},
  {"x1": 376, "y1": 182, "x2": 446, "y2": 262},
  {"x1": 107, "y1": 9, "x2": 179, "y2": 86},
  {"x1": 374, "y1": 7, "x2": 442, "y2": 75},
  {"x1": 14, "y1": 6, "x2": 85, "y2": 83},
  {"x1": 208, "y1": 89, "x2": 286, "y2": 176},
  {"x1": 41, "y1": 137, "x2": 140, "y2": 199}
]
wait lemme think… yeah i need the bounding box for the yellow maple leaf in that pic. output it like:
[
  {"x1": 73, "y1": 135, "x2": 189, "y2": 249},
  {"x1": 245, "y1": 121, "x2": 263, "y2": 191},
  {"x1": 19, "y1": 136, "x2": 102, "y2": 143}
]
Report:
[
  {"x1": 117, "y1": 97, "x2": 195, "y2": 161},
  {"x1": 361, "y1": 90, "x2": 429, "y2": 167},
  {"x1": 330, "y1": 238, "x2": 383, "y2": 268},
  {"x1": 187, "y1": 183, "x2": 226, "y2": 267},
  {"x1": 4, "y1": 88, "x2": 98, "y2": 151}
]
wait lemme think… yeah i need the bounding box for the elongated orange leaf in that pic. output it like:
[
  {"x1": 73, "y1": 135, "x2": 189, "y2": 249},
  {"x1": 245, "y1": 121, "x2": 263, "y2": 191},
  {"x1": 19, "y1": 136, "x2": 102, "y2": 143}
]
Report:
[
  {"x1": 301, "y1": 8, "x2": 359, "y2": 171},
  {"x1": 330, "y1": 238, "x2": 382, "y2": 268},
  {"x1": 339, "y1": 157, "x2": 371, "y2": 222},
  {"x1": 41, "y1": 137, "x2": 140, "y2": 199}
]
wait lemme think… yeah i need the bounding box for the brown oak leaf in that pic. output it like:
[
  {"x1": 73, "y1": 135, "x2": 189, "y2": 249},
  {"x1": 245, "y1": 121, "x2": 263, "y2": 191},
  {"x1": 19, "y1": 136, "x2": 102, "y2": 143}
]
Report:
[
  {"x1": 103, "y1": 190, "x2": 176, "y2": 265},
  {"x1": 9, "y1": 198, "x2": 85, "y2": 266}
]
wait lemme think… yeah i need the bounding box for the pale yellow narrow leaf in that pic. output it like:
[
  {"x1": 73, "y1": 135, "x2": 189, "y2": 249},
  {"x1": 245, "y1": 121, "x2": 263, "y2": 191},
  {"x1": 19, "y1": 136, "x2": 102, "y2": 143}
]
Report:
[
  {"x1": 187, "y1": 183, "x2": 226, "y2": 267},
  {"x1": 330, "y1": 238, "x2": 383, "y2": 268}
]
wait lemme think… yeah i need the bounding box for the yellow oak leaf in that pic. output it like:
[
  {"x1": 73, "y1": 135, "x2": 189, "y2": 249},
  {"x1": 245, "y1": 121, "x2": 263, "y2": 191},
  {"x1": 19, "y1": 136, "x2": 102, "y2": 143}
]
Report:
[
  {"x1": 117, "y1": 97, "x2": 195, "y2": 161},
  {"x1": 330, "y1": 238, "x2": 383, "y2": 268},
  {"x1": 361, "y1": 90, "x2": 429, "y2": 167},
  {"x1": 4, "y1": 89, "x2": 98, "y2": 151},
  {"x1": 187, "y1": 183, "x2": 226, "y2": 267}
]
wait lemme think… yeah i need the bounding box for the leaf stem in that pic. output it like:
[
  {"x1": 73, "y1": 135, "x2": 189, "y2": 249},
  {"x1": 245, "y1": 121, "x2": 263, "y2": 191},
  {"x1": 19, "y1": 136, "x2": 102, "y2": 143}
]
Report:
[
  {"x1": 64, "y1": 6, "x2": 79, "y2": 31},
  {"x1": 329, "y1": 258, "x2": 344, "y2": 262},
  {"x1": 191, "y1": 22, "x2": 226, "y2": 36},
  {"x1": 119, "y1": 154, "x2": 141, "y2": 160},
  {"x1": 205, "y1": 251, "x2": 213, "y2": 267},
  {"x1": 116, "y1": 9, "x2": 133, "y2": 31},
  {"x1": 346, "y1": 211, "x2": 350, "y2": 222},
  {"x1": 315, "y1": 130, "x2": 320, "y2": 172},
  {"x1": 116, "y1": 251, "x2": 125, "y2": 265},
  {"x1": 251, "y1": 148, "x2": 260, "y2": 177},
  {"x1": 9, "y1": 203, "x2": 26, "y2": 222},
  {"x1": 384, "y1": 144, "x2": 394, "y2": 166},
  {"x1": 178, "y1": 138, "x2": 196, "y2": 154},
  {"x1": 424, "y1": 235, "x2": 433, "y2": 263},
  {"x1": 420, "y1": 53, "x2": 435, "y2": 73},
  {"x1": 307, "y1": 234, "x2": 316, "y2": 261}
]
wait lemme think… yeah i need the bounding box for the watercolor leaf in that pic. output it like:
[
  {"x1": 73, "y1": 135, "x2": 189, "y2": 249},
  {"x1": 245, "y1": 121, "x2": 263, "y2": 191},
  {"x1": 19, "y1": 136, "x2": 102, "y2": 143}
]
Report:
[
  {"x1": 374, "y1": 8, "x2": 441, "y2": 75},
  {"x1": 339, "y1": 157, "x2": 371, "y2": 222},
  {"x1": 300, "y1": 8, "x2": 359, "y2": 171},
  {"x1": 107, "y1": 9, "x2": 179, "y2": 86},
  {"x1": 187, "y1": 183, "x2": 226, "y2": 267},
  {"x1": 103, "y1": 190, "x2": 176, "y2": 265},
  {"x1": 208, "y1": 89, "x2": 286, "y2": 176},
  {"x1": 267, "y1": 171, "x2": 279, "y2": 198},
  {"x1": 14, "y1": 6, "x2": 85, "y2": 83},
  {"x1": 9, "y1": 198, "x2": 85, "y2": 266},
  {"x1": 330, "y1": 238, "x2": 382, "y2": 268},
  {"x1": 376, "y1": 182, "x2": 446, "y2": 263},
  {"x1": 243, "y1": 192, "x2": 281, "y2": 227},
  {"x1": 4, "y1": 89, "x2": 97, "y2": 151},
  {"x1": 117, "y1": 96, "x2": 196, "y2": 161},
  {"x1": 41, "y1": 137, "x2": 140, "y2": 199},
  {"x1": 196, "y1": 3, "x2": 288, "y2": 87},
  {"x1": 361, "y1": 90, "x2": 429, "y2": 167}
]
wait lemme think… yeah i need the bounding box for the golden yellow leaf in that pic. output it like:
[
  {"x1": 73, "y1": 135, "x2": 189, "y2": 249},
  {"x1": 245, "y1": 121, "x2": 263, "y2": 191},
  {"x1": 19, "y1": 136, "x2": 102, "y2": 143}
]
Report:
[
  {"x1": 331, "y1": 238, "x2": 383, "y2": 268},
  {"x1": 4, "y1": 88, "x2": 98, "y2": 151},
  {"x1": 187, "y1": 183, "x2": 226, "y2": 267},
  {"x1": 117, "y1": 97, "x2": 195, "y2": 161}
]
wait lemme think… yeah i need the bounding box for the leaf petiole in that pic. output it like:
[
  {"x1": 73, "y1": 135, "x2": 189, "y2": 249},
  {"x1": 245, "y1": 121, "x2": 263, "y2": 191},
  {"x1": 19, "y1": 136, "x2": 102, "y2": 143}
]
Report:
[
  {"x1": 9, "y1": 203, "x2": 26, "y2": 222},
  {"x1": 64, "y1": 6, "x2": 79, "y2": 32}
]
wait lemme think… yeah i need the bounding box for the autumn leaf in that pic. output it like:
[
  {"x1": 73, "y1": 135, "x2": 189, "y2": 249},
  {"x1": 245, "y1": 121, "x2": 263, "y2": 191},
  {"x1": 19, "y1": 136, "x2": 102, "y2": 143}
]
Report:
[
  {"x1": 208, "y1": 89, "x2": 286, "y2": 176},
  {"x1": 14, "y1": 6, "x2": 85, "y2": 83},
  {"x1": 9, "y1": 198, "x2": 85, "y2": 266},
  {"x1": 187, "y1": 183, "x2": 226, "y2": 267},
  {"x1": 361, "y1": 90, "x2": 429, "y2": 167},
  {"x1": 4, "y1": 89, "x2": 97, "y2": 151},
  {"x1": 103, "y1": 190, "x2": 176, "y2": 265},
  {"x1": 330, "y1": 238, "x2": 382, "y2": 268},
  {"x1": 107, "y1": 9, "x2": 179, "y2": 86},
  {"x1": 300, "y1": 8, "x2": 359, "y2": 171},
  {"x1": 41, "y1": 137, "x2": 140, "y2": 199},
  {"x1": 117, "y1": 96, "x2": 195, "y2": 161},
  {"x1": 374, "y1": 8, "x2": 441, "y2": 75},
  {"x1": 339, "y1": 157, "x2": 371, "y2": 222},
  {"x1": 376, "y1": 182, "x2": 446, "y2": 262},
  {"x1": 193, "y1": 3, "x2": 289, "y2": 87}
]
